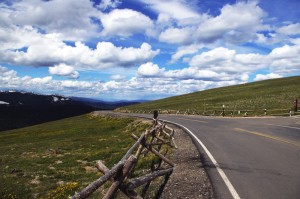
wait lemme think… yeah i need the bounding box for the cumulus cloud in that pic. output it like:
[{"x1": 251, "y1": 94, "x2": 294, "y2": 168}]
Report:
[
  {"x1": 268, "y1": 42, "x2": 300, "y2": 74},
  {"x1": 0, "y1": 65, "x2": 100, "y2": 95},
  {"x1": 254, "y1": 73, "x2": 282, "y2": 81},
  {"x1": 110, "y1": 74, "x2": 126, "y2": 81},
  {"x1": 49, "y1": 64, "x2": 80, "y2": 79},
  {"x1": 0, "y1": 0, "x2": 101, "y2": 41},
  {"x1": 155, "y1": 1, "x2": 266, "y2": 46},
  {"x1": 101, "y1": 9, "x2": 154, "y2": 37},
  {"x1": 138, "y1": 40, "x2": 300, "y2": 83},
  {"x1": 0, "y1": 66, "x2": 17, "y2": 78},
  {"x1": 170, "y1": 44, "x2": 202, "y2": 63},
  {"x1": 0, "y1": 25, "x2": 159, "y2": 69},
  {"x1": 277, "y1": 23, "x2": 300, "y2": 35},
  {"x1": 137, "y1": 62, "x2": 165, "y2": 77},
  {"x1": 195, "y1": 1, "x2": 265, "y2": 44},
  {"x1": 159, "y1": 27, "x2": 195, "y2": 44},
  {"x1": 139, "y1": 0, "x2": 204, "y2": 25},
  {"x1": 189, "y1": 47, "x2": 265, "y2": 73},
  {"x1": 98, "y1": 0, "x2": 121, "y2": 11},
  {"x1": 0, "y1": 65, "x2": 239, "y2": 100},
  {"x1": 1, "y1": 0, "x2": 300, "y2": 100},
  {"x1": 137, "y1": 61, "x2": 249, "y2": 82}
]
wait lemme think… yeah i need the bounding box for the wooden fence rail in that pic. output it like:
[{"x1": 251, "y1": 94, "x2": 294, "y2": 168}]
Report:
[{"x1": 72, "y1": 119, "x2": 177, "y2": 199}]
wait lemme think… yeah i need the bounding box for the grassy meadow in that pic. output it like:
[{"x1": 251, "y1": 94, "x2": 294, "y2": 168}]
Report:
[
  {"x1": 117, "y1": 76, "x2": 300, "y2": 116},
  {"x1": 0, "y1": 113, "x2": 152, "y2": 198}
]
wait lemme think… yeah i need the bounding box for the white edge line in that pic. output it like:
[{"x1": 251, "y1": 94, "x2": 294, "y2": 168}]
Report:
[
  {"x1": 267, "y1": 124, "x2": 300, "y2": 130},
  {"x1": 164, "y1": 119, "x2": 241, "y2": 199}
]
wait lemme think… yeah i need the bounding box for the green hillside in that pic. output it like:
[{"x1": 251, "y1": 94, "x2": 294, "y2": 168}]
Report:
[
  {"x1": 0, "y1": 113, "x2": 151, "y2": 198},
  {"x1": 117, "y1": 76, "x2": 300, "y2": 116}
]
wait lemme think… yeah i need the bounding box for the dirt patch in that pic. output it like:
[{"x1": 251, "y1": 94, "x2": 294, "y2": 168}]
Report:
[
  {"x1": 30, "y1": 176, "x2": 41, "y2": 185},
  {"x1": 160, "y1": 125, "x2": 214, "y2": 199},
  {"x1": 84, "y1": 166, "x2": 98, "y2": 173},
  {"x1": 54, "y1": 160, "x2": 63, "y2": 164},
  {"x1": 76, "y1": 160, "x2": 88, "y2": 165},
  {"x1": 91, "y1": 111, "x2": 130, "y2": 118}
]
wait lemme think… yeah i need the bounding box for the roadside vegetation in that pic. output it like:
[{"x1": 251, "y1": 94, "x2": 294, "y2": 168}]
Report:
[
  {"x1": 0, "y1": 113, "x2": 152, "y2": 198},
  {"x1": 117, "y1": 76, "x2": 300, "y2": 116}
]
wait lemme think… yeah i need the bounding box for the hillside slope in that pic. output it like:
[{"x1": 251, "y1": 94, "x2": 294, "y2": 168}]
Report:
[
  {"x1": 117, "y1": 76, "x2": 300, "y2": 116},
  {"x1": 0, "y1": 91, "x2": 95, "y2": 131}
]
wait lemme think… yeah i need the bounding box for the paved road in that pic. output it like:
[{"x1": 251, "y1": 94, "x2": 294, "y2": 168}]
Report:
[{"x1": 126, "y1": 113, "x2": 300, "y2": 199}]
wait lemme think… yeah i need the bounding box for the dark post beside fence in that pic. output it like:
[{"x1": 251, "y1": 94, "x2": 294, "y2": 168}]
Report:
[
  {"x1": 153, "y1": 110, "x2": 159, "y2": 126},
  {"x1": 294, "y1": 98, "x2": 298, "y2": 112},
  {"x1": 153, "y1": 110, "x2": 159, "y2": 119}
]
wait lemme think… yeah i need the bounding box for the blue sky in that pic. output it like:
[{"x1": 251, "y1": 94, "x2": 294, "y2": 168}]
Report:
[{"x1": 0, "y1": 0, "x2": 300, "y2": 100}]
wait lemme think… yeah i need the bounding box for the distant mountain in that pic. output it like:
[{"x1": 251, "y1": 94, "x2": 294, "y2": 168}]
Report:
[
  {"x1": 0, "y1": 91, "x2": 144, "y2": 131},
  {"x1": 71, "y1": 97, "x2": 142, "y2": 110},
  {"x1": 0, "y1": 91, "x2": 95, "y2": 131}
]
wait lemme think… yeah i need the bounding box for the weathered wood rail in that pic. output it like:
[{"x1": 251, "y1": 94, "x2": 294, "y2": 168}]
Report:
[{"x1": 72, "y1": 119, "x2": 177, "y2": 199}]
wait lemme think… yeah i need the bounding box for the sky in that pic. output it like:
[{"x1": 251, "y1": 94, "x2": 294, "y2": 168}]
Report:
[{"x1": 0, "y1": 0, "x2": 300, "y2": 101}]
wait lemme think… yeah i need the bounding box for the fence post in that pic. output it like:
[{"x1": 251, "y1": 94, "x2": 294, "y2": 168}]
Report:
[
  {"x1": 153, "y1": 110, "x2": 158, "y2": 120},
  {"x1": 222, "y1": 104, "x2": 225, "y2": 117}
]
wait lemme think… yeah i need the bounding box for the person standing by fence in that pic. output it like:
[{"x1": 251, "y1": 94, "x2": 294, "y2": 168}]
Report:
[{"x1": 294, "y1": 98, "x2": 298, "y2": 112}]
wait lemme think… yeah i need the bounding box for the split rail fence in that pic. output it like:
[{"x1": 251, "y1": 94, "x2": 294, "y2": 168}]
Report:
[{"x1": 72, "y1": 118, "x2": 177, "y2": 199}]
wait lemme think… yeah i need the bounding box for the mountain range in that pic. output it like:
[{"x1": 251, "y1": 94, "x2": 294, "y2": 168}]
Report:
[{"x1": 0, "y1": 91, "x2": 141, "y2": 131}]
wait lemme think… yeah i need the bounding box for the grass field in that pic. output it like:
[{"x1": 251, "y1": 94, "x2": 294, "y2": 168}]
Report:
[
  {"x1": 0, "y1": 113, "x2": 152, "y2": 198},
  {"x1": 117, "y1": 76, "x2": 300, "y2": 116}
]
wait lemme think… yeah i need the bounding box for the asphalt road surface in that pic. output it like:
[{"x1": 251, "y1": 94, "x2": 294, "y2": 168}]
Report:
[{"x1": 125, "y1": 113, "x2": 300, "y2": 199}]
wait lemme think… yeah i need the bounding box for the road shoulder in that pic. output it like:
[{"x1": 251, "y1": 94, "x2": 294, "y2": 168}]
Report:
[{"x1": 161, "y1": 124, "x2": 214, "y2": 199}]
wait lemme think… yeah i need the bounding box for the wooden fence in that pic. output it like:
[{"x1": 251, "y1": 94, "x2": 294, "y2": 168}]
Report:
[
  {"x1": 72, "y1": 119, "x2": 177, "y2": 199},
  {"x1": 120, "y1": 108, "x2": 299, "y2": 117}
]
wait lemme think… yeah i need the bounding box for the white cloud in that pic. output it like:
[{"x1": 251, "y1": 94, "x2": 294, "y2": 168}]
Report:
[
  {"x1": 150, "y1": 1, "x2": 266, "y2": 47},
  {"x1": 137, "y1": 62, "x2": 165, "y2": 77},
  {"x1": 49, "y1": 63, "x2": 80, "y2": 79},
  {"x1": 101, "y1": 9, "x2": 154, "y2": 37},
  {"x1": 61, "y1": 80, "x2": 94, "y2": 89},
  {"x1": 159, "y1": 27, "x2": 194, "y2": 44},
  {"x1": 170, "y1": 44, "x2": 202, "y2": 63},
  {"x1": 0, "y1": 65, "x2": 101, "y2": 95},
  {"x1": 0, "y1": 25, "x2": 159, "y2": 69},
  {"x1": 268, "y1": 43, "x2": 300, "y2": 74},
  {"x1": 139, "y1": 0, "x2": 204, "y2": 25},
  {"x1": 30, "y1": 76, "x2": 53, "y2": 84},
  {"x1": 110, "y1": 74, "x2": 126, "y2": 81},
  {"x1": 155, "y1": 1, "x2": 268, "y2": 66},
  {"x1": 254, "y1": 73, "x2": 282, "y2": 81},
  {"x1": 157, "y1": 13, "x2": 172, "y2": 25},
  {"x1": 189, "y1": 47, "x2": 266, "y2": 73},
  {"x1": 137, "y1": 61, "x2": 249, "y2": 82},
  {"x1": 0, "y1": 0, "x2": 101, "y2": 41},
  {"x1": 0, "y1": 66, "x2": 17, "y2": 78},
  {"x1": 277, "y1": 23, "x2": 300, "y2": 35},
  {"x1": 98, "y1": 0, "x2": 121, "y2": 11},
  {"x1": 196, "y1": 1, "x2": 265, "y2": 44}
]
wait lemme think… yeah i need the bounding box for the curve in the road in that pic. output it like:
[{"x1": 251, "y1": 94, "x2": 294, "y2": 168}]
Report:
[{"x1": 163, "y1": 119, "x2": 241, "y2": 199}]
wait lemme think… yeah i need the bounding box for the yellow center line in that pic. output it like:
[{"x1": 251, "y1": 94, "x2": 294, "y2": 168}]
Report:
[
  {"x1": 176, "y1": 117, "x2": 209, "y2": 123},
  {"x1": 234, "y1": 128, "x2": 300, "y2": 148}
]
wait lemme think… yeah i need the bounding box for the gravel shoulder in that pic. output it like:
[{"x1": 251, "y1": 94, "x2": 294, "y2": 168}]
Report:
[{"x1": 161, "y1": 124, "x2": 214, "y2": 199}]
